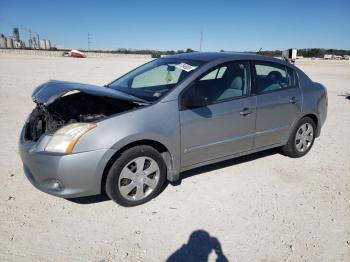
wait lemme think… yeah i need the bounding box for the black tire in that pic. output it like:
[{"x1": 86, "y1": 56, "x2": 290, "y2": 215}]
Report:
[
  {"x1": 282, "y1": 117, "x2": 316, "y2": 158},
  {"x1": 105, "y1": 145, "x2": 167, "y2": 207}
]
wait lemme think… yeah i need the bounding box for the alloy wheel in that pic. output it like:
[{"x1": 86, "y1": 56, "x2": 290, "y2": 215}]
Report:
[
  {"x1": 118, "y1": 156, "x2": 160, "y2": 201},
  {"x1": 295, "y1": 123, "x2": 314, "y2": 152}
]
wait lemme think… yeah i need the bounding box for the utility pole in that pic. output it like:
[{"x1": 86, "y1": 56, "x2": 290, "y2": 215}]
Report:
[
  {"x1": 199, "y1": 29, "x2": 203, "y2": 51},
  {"x1": 88, "y1": 32, "x2": 92, "y2": 51}
]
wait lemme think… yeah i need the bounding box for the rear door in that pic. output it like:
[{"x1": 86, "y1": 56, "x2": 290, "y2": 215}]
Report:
[
  {"x1": 179, "y1": 61, "x2": 257, "y2": 167},
  {"x1": 253, "y1": 62, "x2": 301, "y2": 148}
]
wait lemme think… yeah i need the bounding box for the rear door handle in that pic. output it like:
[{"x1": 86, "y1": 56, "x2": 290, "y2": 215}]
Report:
[
  {"x1": 240, "y1": 107, "x2": 253, "y2": 116},
  {"x1": 289, "y1": 96, "x2": 298, "y2": 104}
]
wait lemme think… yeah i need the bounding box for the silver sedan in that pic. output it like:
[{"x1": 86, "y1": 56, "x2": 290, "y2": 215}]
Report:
[{"x1": 19, "y1": 52, "x2": 328, "y2": 206}]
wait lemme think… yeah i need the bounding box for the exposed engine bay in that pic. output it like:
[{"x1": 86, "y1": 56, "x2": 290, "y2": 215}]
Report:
[{"x1": 24, "y1": 92, "x2": 140, "y2": 142}]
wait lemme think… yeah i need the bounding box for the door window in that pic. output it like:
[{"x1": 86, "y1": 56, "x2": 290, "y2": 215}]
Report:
[
  {"x1": 200, "y1": 66, "x2": 227, "y2": 81},
  {"x1": 254, "y1": 63, "x2": 295, "y2": 93},
  {"x1": 187, "y1": 62, "x2": 250, "y2": 104}
]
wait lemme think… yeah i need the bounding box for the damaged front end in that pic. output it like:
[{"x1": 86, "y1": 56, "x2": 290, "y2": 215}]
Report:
[
  {"x1": 25, "y1": 103, "x2": 64, "y2": 142},
  {"x1": 24, "y1": 81, "x2": 146, "y2": 142}
]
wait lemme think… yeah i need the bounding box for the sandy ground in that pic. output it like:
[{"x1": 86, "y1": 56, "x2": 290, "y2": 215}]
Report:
[{"x1": 0, "y1": 54, "x2": 349, "y2": 262}]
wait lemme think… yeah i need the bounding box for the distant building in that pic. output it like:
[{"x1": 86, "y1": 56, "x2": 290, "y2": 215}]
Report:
[
  {"x1": 40, "y1": 39, "x2": 46, "y2": 49},
  {"x1": 1, "y1": 27, "x2": 52, "y2": 50},
  {"x1": 0, "y1": 34, "x2": 7, "y2": 48},
  {"x1": 45, "y1": 39, "x2": 51, "y2": 49},
  {"x1": 39, "y1": 38, "x2": 51, "y2": 49},
  {"x1": 29, "y1": 37, "x2": 35, "y2": 49},
  {"x1": 14, "y1": 40, "x2": 22, "y2": 48},
  {"x1": 13, "y1": 27, "x2": 20, "y2": 42},
  {"x1": 6, "y1": 38, "x2": 14, "y2": 48},
  {"x1": 30, "y1": 37, "x2": 39, "y2": 49},
  {"x1": 28, "y1": 38, "x2": 32, "y2": 48}
]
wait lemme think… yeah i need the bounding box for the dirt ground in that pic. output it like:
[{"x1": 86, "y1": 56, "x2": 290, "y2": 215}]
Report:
[{"x1": 0, "y1": 54, "x2": 349, "y2": 262}]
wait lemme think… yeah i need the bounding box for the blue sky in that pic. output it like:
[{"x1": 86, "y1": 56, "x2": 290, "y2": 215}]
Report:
[{"x1": 0, "y1": 0, "x2": 349, "y2": 51}]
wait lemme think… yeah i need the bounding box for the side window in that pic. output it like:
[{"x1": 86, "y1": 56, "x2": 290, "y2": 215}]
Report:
[
  {"x1": 200, "y1": 67, "x2": 227, "y2": 81},
  {"x1": 193, "y1": 62, "x2": 250, "y2": 103},
  {"x1": 254, "y1": 63, "x2": 295, "y2": 93}
]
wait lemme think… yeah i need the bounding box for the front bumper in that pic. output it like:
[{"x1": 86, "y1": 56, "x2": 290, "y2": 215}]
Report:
[{"x1": 19, "y1": 132, "x2": 116, "y2": 198}]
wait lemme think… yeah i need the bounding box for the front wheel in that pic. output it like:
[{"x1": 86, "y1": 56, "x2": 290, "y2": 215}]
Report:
[
  {"x1": 105, "y1": 145, "x2": 167, "y2": 206},
  {"x1": 282, "y1": 117, "x2": 316, "y2": 158}
]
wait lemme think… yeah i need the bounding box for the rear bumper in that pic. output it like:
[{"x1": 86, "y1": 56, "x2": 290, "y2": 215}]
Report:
[{"x1": 19, "y1": 133, "x2": 116, "y2": 198}]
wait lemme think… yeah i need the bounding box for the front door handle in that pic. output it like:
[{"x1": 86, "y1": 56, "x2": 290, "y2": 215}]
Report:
[
  {"x1": 289, "y1": 96, "x2": 298, "y2": 104},
  {"x1": 240, "y1": 107, "x2": 252, "y2": 116}
]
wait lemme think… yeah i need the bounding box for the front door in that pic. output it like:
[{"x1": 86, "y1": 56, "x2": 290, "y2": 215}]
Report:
[{"x1": 179, "y1": 61, "x2": 257, "y2": 167}]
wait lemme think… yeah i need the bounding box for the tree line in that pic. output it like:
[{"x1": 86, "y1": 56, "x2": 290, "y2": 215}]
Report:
[{"x1": 100, "y1": 48, "x2": 350, "y2": 57}]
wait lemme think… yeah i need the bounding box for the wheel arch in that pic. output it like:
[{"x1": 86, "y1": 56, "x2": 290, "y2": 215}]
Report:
[
  {"x1": 286, "y1": 112, "x2": 320, "y2": 145},
  {"x1": 100, "y1": 139, "x2": 178, "y2": 193},
  {"x1": 301, "y1": 113, "x2": 319, "y2": 137}
]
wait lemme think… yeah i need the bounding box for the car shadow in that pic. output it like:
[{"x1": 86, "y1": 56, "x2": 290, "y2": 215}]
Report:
[
  {"x1": 67, "y1": 194, "x2": 110, "y2": 204},
  {"x1": 339, "y1": 93, "x2": 350, "y2": 100},
  {"x1": 166, "y1": 230, "x2": 229, "y2": 262},
  {"x1": 173, "y1": 147, "x2": 280, "y2": 185}
]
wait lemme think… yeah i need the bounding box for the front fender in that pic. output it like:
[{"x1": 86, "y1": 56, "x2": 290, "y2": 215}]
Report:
[{"x1": 73, "y1": 100, "x2": 181, "y2": 181}]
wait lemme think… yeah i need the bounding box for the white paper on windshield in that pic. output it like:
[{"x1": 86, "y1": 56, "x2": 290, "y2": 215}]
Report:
[{"x1": 175, "y1": 63, "x2": 197, "y2": 72}]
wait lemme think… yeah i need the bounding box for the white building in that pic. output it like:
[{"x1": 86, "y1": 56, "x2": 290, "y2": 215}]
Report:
[{"x1": 45, "y1": 39, "x2": 51, "y2": 50}]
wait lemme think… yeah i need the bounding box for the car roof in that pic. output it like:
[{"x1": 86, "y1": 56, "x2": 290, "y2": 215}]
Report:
[{"x1": 167, "y1": 51, "x2": 287, "y2": 65}]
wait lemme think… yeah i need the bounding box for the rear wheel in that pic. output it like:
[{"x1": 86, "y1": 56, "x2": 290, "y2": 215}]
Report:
[
  {"x1": 282, "y1": 117, "x2": 316, "y2": 158},
  {"x1": 105, "y1": 145, "x2": 166, "y2": 206}
]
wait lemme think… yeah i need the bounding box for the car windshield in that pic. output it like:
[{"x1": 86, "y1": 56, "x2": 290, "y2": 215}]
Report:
[{"x1": 108, "y1": 58, "x2": 203, "y2": 102}]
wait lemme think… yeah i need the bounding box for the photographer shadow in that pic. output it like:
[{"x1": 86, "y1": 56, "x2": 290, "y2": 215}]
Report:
[{"x1": 166, "y1": 230, "x2": 229, "y2": 262}]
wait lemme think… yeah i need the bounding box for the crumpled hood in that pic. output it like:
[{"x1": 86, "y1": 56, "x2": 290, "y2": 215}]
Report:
[{"x1": 32, "y1": 80, "x2": 147, "y2": 105}]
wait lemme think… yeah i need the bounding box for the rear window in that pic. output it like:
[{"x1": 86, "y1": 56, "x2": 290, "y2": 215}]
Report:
[{"x1": 255, "y1": 62, "x2": 296, "y2": 93}]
